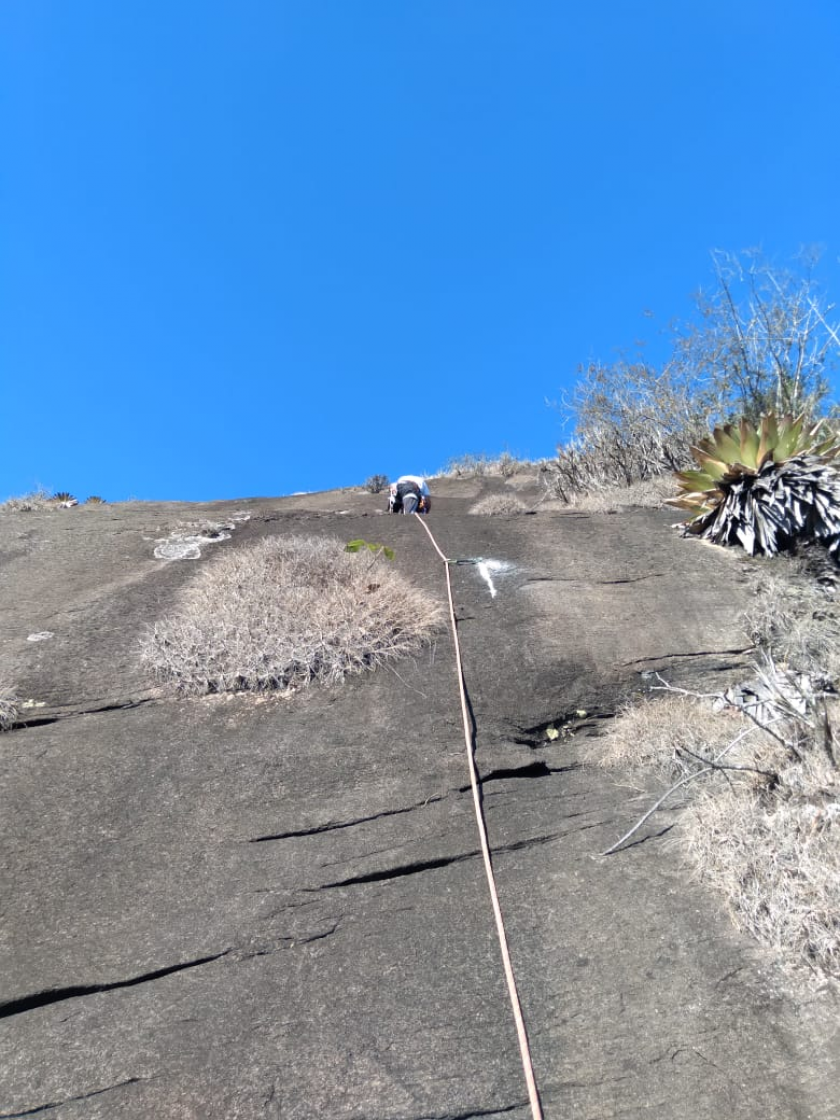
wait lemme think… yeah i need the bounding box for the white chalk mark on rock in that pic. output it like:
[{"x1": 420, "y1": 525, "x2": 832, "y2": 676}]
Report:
[
  {"x1": 27, "y1": 631, "x2": 54, "y2": 642},
  {"x1": 475, "y1": 559, "x2": 512, "y2": 598}
]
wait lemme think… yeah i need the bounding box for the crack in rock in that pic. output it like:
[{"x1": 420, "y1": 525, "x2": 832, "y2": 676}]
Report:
[
  {"x1": 370, "y1": 1104, "x2": 528, "y2": 1120},
  {"x1": 522, "y1": 572, "x2": 665, "y2": 586},
  {"x1": 248, "y1": 796, "x2": 448, "y2": 843},
  {"x1": 248, "y1": 763, "x2": 556, "y2": 844},
  {"x1": 620, "y1": 647, "x2": 751, "y2": 667},
  {"x1": 316, "y1": 831, "x2": 568, "y2": 889},
  {"x1": 0, "y1": 951, "x2": 230, "y2": 1020},
  {"x1": 18, "y1": 696, "x2": 157, "y2": 729},
  {"x1": 0, "y1": 1076, "x2": 150, "y2": 1118},
  {"x1": 234, "y1": 921, "x2": 341, "y2": 958},
  {"x1": 0, "y1": 923, "x2": 343, "y2": 1022}
]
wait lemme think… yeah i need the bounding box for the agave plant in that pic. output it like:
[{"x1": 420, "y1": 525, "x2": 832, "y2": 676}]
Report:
[{"x1": 670, "y1": 414, "x2": 840, "y2": 558}]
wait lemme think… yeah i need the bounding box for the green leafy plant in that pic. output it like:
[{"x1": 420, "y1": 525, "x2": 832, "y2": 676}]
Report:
[
  {"x1": 670, "y1": 413, "x2": 840, "y2": 557},
  {"x1": 345, "y1": 539, "x2": 395, "y2": 561}
]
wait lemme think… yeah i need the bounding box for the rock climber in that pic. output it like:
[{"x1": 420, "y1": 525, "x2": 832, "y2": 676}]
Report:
[{"x1": 388, "y1": 475, "x2": 431, "y2": 515}]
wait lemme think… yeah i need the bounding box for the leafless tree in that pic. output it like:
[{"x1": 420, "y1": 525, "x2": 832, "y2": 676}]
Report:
[{"x1": 553, "y1": 249, "x2": 840, "y2": 500}]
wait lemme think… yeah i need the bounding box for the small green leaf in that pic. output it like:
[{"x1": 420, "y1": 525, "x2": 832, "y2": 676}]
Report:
[{"x1": 345, "y1": 539, "x2": 396, "y2": 561}]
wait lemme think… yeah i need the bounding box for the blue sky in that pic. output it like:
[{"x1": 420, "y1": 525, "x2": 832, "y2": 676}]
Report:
[{"x1": 2, "y1": 1, "x2": 840, "y2": 502}]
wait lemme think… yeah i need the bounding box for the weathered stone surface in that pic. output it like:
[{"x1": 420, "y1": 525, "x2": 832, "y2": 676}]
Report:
[{"x1": 1, "y1": 484, "x2": 838, "y2": 1118}]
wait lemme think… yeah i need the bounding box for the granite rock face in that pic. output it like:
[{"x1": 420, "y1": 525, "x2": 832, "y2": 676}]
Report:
[{"x1": 1, "y1": 481, "x2": 838, "y2": 1119}]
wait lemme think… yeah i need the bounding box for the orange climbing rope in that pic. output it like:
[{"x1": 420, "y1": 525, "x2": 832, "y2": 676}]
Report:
[{"x1": 413, "y1": 513, "x2": 544, "y2": 1120}]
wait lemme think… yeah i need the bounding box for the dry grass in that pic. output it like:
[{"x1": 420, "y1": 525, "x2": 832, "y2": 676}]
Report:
[
  {"x1": 0, "y1": 688, "x2": 21, "y2": 732},
  {"x1": 566, "y1": 476, "x2": 677, "y2": 512},
  {"x1": 743, "y1": 561, "x2": 840, "y2": 685},
  {"x1": 468, "y1": 493, "x2": 529, "y2": 516},
  {"x1": 687, "y1": 748, "x2": 840, "y2": 978},
  {"x1": 599, "y1": 694, "x2": 768, "y2": 781},
  {"x1": 600, "y1": 559, "x2": 840, "y2": 982},
  {"x1": 1, "y1": 489, "x2": 55, "y2": 512},
  {"x1": 436, "y1": 452, "x2": 534, "y2": 479},
  {"x1": 141, "y1": 534, "x2": 442, "y2": 696}
]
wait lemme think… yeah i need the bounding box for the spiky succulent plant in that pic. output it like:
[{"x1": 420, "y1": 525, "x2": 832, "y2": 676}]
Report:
[{"x1": 670, "y1": 414, "x2": 840, "y2": 558}]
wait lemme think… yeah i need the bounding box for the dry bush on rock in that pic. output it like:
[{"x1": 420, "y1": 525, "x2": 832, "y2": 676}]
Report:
[
  {"x1": 142, "y1": 535, "x2": 442, "y2": 696},
  {"x1": 364, "y1": 474, "x2": 389, "y2": 494},
  {"x1": 687, "y1": 750, "x2": 839, "y2": 978},
  {"x1": 568, "y1": 477, "x2": 676, "y2": 513},
  {"x1": 599, "y1": 694, "x2": 764, "y2": 781},
  {"x1": 469, "y1": 494, "x2": 528, "y2": 516},
  {"x1": 555, "y1": 250, "x2": 840, "y2": 505},
  {"x1": 1, "y1": 489, "x2": 55, "y2": 512},
  {"x1": 438, "y1": 452, "x2": 529, "y2": 479},
  {"x1": 0, "y1": 688, "x2": 21, "y2": 732},
  {"x1": 743, "y1": 565, "x2": 840, "y2": 685},
  {"x1": 551, "y1": 359, "x2": 712, "y2": 503},
  {"x1": 602, "y1": 631, "x2": 840, "y2": 980}
]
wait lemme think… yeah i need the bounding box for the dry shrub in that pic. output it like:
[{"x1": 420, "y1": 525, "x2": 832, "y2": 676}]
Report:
[
  {"x1": 469, "y1": 493, "x2": 528, "y2": 516},
  {"x1": 568, "y1": 476, "x2": 676, "y2": 513},
  {"x1": 603, "y1": 671, "x2": 839, "y2": 982},
  {"x1": 438, "y1": 452, "x2": 529, "y2": 479},
  {"x1": 687, "y1": 752, "x2": 840, "y2": 978},
  {"x1": 0, "y1": 688, "x2": 21, "y2": 731},
  {"x1": 141, "y1": 535, "x2": 442, "y2": 696},
  {"x1": 1, "y1": 489, "x2": 54, "y2": 512},
  {"x1": 743, "y1": 564, "x2": 840, "y2": 685},
  {"x1": 599, "y1": 694, "x2": 763, "y2": 780}
]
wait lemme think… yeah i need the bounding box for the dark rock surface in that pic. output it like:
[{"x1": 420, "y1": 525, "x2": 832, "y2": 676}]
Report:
[{"x1": 1, "y1": 481, "x2": 838, "y2": 1118}]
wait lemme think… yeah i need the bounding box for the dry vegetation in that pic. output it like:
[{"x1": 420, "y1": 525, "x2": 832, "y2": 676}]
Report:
[
  {"x1": 436, "y1": 451, "x2": 532, "y2": 479},
  {"x1": 564, "y1": 476, "x2": 676, "y2": 512},
  {"x1": 1, "y1": 489, "x2": 56, "y2": 512},
  {"x1": 600, "y1": 560, "x2": 840, "y2": 984},
  {"x1": 0, "y1": 688, "x2": 21, "y2": 732},
  {"x1": 142, "y1": 534, "x2": 442, "y2": 696},
  {"x1": 468, "y1": 493, "x2": 529, "y2": 515}
]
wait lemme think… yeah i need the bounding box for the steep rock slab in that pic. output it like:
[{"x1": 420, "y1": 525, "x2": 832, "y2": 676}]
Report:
[{"x1": 1, "y1": 492, "x2": 838, "y2": 1117}]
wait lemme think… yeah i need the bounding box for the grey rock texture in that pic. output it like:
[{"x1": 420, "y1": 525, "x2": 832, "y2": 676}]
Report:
[{"x1": 1, "y1": 480, "x2": 838, "y2": 1119}]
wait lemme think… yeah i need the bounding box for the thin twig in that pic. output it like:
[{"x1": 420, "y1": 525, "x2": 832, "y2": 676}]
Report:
[
  {"x1": 676, "y1": 744, "x2": 778, "y2": 781},
  {"x1": 602, "y1": 726, "x2": 757, "y2": 857},
  {"x1": 602, "y1": 768, "x2": 714, "y2": 856}
]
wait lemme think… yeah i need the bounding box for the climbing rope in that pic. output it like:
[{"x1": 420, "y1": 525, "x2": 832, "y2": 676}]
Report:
[{"x1": 413, "y1": 513, "x2": 544, "y2": 1120}]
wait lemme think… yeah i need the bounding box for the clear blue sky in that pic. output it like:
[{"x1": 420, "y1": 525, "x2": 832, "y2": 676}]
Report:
[{"x1": 2, "y1": 1, "x2": 840, "y2": 501}]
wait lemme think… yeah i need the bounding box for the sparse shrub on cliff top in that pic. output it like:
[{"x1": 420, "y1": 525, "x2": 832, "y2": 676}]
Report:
[
  {"x1": 142, "y1": 534, "x2": 442, "y2": 696},
  {"x1": 438, "y1": 451, "x2": 528, "y2": 479},
  {"x1": 1, "y1": 489, "x2": 55, "y2": 512},
  {"x1": 364, "y1": 474, "x2": 390, "y2": 494},
  {"x1": 555, "y1": 249, "x2": 840, "y2": 504},
  {"x1": 469, "y1": 494, "x2": 528, "y2": 515}
]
